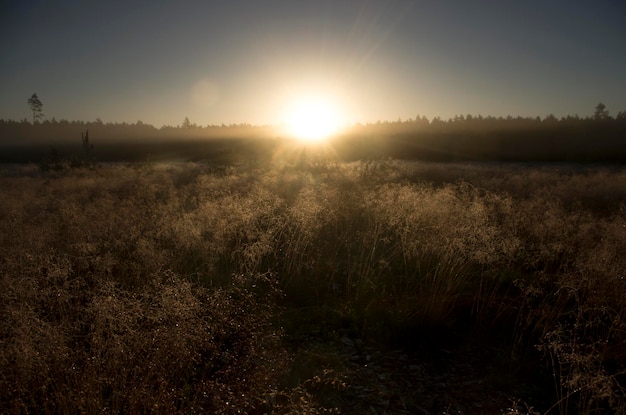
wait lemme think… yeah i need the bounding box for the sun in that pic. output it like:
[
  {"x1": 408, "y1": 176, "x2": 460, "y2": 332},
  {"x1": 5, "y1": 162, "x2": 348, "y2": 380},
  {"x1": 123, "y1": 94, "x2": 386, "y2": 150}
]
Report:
[{"x1": 284, "y1": 97, "x2": 343, "y2": 142}]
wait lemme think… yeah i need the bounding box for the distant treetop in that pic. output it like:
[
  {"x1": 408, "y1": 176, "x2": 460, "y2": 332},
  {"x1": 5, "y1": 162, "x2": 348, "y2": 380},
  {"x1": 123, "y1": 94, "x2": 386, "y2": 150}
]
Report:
[{"x1": 27, "y1": 93, "x2": 43, "y2": 124}]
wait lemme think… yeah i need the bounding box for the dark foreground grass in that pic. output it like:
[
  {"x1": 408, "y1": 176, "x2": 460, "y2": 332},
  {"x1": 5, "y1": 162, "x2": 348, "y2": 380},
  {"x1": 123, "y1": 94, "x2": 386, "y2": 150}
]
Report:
[{"x1": 1, "y1": 160, "x2": 625, "y2": 414}]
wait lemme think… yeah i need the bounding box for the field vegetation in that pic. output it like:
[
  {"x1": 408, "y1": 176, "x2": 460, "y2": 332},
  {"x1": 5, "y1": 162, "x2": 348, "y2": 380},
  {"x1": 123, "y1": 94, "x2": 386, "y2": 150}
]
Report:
[{"x1": 1, "y1": 159, "x2": 625, "y2": 414}]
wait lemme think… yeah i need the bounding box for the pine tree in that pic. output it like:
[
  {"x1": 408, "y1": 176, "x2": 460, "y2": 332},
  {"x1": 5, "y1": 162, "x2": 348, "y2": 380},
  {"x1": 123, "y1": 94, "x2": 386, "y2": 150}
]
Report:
[
  {"x1": 594, "y1": 102, "x2": 609, "y2": 120},
  {"x1": 27, "y1": 93, "x2": 44, "y2": 124}
]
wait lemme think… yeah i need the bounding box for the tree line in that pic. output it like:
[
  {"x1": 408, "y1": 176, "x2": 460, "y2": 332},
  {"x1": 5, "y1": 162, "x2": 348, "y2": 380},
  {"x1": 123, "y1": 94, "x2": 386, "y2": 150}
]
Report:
[
  {"x1": 9, "y1": 94, "x2": 626, "y2": 137},
  {"x1": 1, "y1": 97, "x2": 625, "y2": 164}
]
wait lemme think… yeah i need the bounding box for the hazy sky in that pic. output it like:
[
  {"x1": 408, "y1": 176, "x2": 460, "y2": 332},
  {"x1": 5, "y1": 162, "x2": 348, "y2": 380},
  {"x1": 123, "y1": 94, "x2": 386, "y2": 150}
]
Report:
[{"x1": 1, "y1": 0, "x2": 625, "y2": 127}]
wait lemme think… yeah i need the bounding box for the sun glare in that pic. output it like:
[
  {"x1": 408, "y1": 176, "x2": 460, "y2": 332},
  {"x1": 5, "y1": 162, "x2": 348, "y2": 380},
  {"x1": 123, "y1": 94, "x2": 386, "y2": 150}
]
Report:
[{"x1": 284, "y1": 97, "x2": 343, "y2": 142}]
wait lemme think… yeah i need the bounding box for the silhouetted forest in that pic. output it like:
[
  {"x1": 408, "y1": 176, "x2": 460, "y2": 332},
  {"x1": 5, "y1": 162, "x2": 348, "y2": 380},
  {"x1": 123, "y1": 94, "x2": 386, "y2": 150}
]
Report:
[
  {"x1": 1, "y1": 105, "x2": 625, "y2": 164},
  {"x1": 340, "y1": 111, "x2": 626, "y2": 163}
]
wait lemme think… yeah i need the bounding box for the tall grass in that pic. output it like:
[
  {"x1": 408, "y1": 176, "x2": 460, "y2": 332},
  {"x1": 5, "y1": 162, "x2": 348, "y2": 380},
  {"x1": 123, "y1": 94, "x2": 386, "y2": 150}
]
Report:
[{"x1": 1, "y1": 160, "x2": 625, "y2": 413}]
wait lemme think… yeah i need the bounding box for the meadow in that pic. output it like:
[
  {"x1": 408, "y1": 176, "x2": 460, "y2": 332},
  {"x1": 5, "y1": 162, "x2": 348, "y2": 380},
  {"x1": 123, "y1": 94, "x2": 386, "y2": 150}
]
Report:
[{"x1": 1, "y1": 159, "x2": 625, "y2": 414}]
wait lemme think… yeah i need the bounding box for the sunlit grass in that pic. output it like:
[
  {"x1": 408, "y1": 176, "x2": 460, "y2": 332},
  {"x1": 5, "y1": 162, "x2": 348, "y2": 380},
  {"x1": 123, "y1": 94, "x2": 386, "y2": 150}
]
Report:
[{"x1": 1, "y1": 160, "x2": 625, "y2": 413}]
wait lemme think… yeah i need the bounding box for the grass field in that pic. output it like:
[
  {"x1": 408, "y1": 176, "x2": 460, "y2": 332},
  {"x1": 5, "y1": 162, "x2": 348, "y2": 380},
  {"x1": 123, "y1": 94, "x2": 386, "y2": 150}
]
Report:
[{"x1": 1, "y1": 159, "x2": 625, "y2": 414}]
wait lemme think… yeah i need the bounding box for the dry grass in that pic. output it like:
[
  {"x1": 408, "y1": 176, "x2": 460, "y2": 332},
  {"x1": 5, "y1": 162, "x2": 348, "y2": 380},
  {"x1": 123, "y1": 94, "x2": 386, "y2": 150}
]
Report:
[{"x1": 1, "y1": 160, "x2": 625, "y2": 414}]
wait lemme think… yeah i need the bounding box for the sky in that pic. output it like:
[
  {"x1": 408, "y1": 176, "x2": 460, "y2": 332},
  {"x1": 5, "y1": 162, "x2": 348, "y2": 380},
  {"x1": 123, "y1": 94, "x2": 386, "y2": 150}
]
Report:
[{"x1": 1, "y1": 0, "x2": 625, "y2": 127}]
